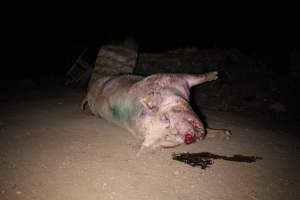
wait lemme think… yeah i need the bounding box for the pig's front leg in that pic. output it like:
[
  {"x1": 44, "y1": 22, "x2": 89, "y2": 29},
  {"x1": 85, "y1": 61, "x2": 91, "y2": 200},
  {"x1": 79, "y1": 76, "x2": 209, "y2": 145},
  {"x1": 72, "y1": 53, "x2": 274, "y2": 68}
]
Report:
[
  {"x1": 136, "y1": 136, "x2": 161, "y2": 156},
  {"x1": 205, "y1": 128, "x2": 232, "y2": 140}
]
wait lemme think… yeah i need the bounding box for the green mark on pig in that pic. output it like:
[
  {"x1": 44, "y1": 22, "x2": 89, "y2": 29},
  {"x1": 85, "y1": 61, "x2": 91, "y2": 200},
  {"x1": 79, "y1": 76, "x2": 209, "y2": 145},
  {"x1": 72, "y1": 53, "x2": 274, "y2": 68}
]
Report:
[{"x1": 108, "y1": 104, "x2": 130, "y2": 125}]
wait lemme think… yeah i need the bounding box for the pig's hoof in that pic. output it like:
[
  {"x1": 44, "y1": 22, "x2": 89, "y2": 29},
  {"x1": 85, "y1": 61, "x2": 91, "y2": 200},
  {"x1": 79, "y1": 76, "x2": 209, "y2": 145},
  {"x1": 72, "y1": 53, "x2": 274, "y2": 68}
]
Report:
[
  {"x1": 81, "y1": 99, "x2": 93, "y2": 115},
  {"x1": 136, "y1": 146, "x2": 157, "y2": 157},
  {"x1": 206, "y1": 71, "x2": 218, "y2": 81},
  {"x1": 224, "y1": 130, "x2": 232, "y2": 140}
]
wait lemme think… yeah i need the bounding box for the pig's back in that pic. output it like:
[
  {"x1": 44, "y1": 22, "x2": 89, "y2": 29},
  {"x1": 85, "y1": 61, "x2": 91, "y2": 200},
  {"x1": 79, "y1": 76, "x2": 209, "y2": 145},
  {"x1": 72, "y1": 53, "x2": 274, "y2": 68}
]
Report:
[{"x1": 93, "y1": 75, "x2": 144, "y2": 130}]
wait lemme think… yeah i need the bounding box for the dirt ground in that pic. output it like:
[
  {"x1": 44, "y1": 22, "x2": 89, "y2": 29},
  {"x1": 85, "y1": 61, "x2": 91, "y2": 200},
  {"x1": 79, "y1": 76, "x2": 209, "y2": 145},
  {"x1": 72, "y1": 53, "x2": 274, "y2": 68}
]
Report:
[{"x1": 0, "y1": 87, "x2": 299, "y2": 200}]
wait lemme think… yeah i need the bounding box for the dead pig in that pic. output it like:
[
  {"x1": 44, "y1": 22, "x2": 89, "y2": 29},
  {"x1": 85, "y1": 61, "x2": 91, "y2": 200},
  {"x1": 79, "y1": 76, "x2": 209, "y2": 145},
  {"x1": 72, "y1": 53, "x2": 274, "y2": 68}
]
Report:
[{"x1": 81, "y1": 71, "x2": 231, "y2": 152}]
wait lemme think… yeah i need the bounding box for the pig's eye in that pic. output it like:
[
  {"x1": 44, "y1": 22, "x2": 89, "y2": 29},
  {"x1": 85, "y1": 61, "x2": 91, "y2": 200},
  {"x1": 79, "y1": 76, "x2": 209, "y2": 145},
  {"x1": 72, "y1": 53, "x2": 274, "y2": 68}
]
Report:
[
  {"x1": 160, "y1": 113, "x2": 169, "y2": 122},
  {"x1": 160, "y1": 113, "x2": 170, "y2": 128}
]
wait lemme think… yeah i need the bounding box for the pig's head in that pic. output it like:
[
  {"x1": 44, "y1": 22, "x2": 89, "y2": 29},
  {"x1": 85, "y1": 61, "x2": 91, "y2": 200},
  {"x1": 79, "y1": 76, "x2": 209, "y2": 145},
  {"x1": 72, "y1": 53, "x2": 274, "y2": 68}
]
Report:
[
  {"x1": 136, "y1": 72, "x2": 218, "y2": 148},
  {"x1": 160, "y1": 97, "x2": 206, "y2": 145}
]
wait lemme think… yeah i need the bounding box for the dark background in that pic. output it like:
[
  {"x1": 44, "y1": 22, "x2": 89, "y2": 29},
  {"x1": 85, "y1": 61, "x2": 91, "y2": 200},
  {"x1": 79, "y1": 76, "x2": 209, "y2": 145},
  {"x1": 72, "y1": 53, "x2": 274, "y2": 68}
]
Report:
[
  {"x1": 4, "y1": 32, "x2": 297, "y2": 82},
  {"x1": 2, "y1": 15, "x2": 300, "y2": 119}
]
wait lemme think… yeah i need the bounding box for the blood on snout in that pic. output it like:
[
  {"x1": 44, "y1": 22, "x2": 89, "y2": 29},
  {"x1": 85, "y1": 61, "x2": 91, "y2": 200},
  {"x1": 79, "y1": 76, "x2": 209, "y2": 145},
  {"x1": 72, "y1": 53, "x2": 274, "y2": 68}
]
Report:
[
  {"x1": 184, "y1": 133, "x2": 195, "y2": 144},
  {"x1": 188, "y1": 119, "x2": 201, "y2": 129}
]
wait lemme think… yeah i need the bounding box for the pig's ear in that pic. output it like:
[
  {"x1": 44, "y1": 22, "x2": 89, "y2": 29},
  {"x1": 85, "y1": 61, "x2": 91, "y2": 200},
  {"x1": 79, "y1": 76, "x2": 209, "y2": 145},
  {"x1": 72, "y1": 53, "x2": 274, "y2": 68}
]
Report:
[
  {"x1": 184, "y1": 71, "x2": 218, "y2": 88},
  {"x1": 140, "y1": 92, "x2": 162, "y2": 111}
]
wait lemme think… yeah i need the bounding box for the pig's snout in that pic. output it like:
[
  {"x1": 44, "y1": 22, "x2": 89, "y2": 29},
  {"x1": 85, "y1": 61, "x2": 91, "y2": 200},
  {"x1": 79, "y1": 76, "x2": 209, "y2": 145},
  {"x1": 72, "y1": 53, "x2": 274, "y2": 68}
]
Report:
[
  {"x1": 184, "y1": 129, "x2": 205, "y2": 144},
  {"x1": 184, "y1": 133, "x2": 195, "y2": 144},
  {"x1": 167, "y1": 110, "x2": 205, "y2": 145},
  {"x1": 184, "y1": 120, "x2": 205, "y2": 144}
]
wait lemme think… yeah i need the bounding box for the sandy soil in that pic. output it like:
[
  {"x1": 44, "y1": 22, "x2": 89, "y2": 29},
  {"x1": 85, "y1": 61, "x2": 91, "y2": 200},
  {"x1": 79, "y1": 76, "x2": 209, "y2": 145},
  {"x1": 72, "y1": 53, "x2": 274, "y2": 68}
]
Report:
[{"x1": 0, "y1": 87, "x2": 299, "y2": 200}]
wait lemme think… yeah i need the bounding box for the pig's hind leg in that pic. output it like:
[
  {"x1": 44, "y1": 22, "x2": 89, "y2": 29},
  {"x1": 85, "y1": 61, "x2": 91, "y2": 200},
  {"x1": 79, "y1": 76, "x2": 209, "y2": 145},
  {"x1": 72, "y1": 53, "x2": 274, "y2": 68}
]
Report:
[
  {"x1": 80, "y1": 97, "x2": 88, "y2": 111},
  {"x1": 80, "y1": 97, "x2": 93, "y2": 115}
]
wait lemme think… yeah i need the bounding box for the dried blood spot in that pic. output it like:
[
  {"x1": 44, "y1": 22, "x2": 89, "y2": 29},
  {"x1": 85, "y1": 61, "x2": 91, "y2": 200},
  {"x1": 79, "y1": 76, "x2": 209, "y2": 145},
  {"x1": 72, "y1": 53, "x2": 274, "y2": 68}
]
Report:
[{"x1": 172, "y1": 152, "x2": 262, "y2": 169}]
